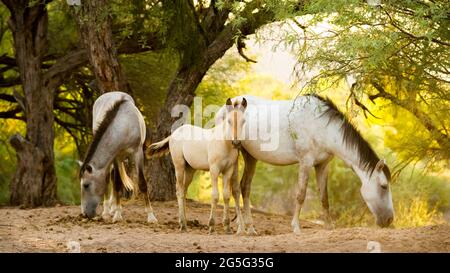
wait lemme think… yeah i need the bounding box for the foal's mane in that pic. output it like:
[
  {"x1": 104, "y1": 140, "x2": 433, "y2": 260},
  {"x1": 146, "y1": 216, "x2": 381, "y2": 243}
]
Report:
[
  {"x1": 80, "y1": 98, "x2": 127, "y2": 176},
  {"x1": 309, "y1": 94, "x2": 391, "y2": 180}
]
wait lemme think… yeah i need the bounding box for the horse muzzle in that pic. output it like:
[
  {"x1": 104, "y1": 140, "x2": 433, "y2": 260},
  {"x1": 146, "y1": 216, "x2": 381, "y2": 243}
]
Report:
[
  {"x1": 231, "y1": 140, "x2": 241, "y2": 149},
  {"x1": 376, "y1": 214, "x2": 394, "y2": 228},
  {"x1": 82, "y1": 200, "x2": 99, "y2": 219}
]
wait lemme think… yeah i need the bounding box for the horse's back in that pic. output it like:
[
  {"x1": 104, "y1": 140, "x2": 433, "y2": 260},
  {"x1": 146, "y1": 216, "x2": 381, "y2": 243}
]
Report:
[
  {"x1": 223, "y1": 94, "x2": 335, "y2": 165},
  {"x1": 93, "y1": 91, "x2": 146, "y2": 147},
  {"x1": 170, "y1": 125, "x2": 210, "y2": 171}
]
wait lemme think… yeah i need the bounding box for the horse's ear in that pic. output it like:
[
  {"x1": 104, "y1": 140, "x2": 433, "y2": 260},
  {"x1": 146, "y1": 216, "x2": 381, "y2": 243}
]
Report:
[
  {"x1": 375, "y1": 159, "x2": 385, "y2": 171},
  {"x1": 241, "y1": 98, "x2": 247, "y2": 110},
  {"x1": 226, "y1": 98, "x2": 233, "y2": 111}
]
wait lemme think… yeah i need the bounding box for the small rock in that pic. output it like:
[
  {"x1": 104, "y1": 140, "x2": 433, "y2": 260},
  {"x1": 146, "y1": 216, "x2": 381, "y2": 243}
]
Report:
[
  {"x1": 67, "y1": 241, "x2": 81, "y2": 253},
  {"x1": 88, "y1": 236, "x2": 93, "y2": 240},
  {"x1": 367, "y1": 241, "x2": 382, "y2": 253},
  {"x1": 193, "y1": 242, "x2": 198, "y2": 246}
]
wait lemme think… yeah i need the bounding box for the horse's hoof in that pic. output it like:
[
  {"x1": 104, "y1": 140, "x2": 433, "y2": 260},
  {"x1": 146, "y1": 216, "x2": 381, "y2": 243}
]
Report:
[
  {"x1": 101, "y1": 212, "x2": 110, "y2": 220},
  {"x1": 293, "y1": 227, "x2": 301, "y2": 235},
  {"x1": 147, "y1": 213, "x2": 158, "y2": 224},
  {"x1": 179, "y1": 226, "x2": 187, "y2": 233},
  {"x1": 109, "y1": 207, "x2": 117, "y2": 216},
  {"x1": 112, "y1": 212, "x2": 123, "y2": 223},
  {"x1": 246, "y1": 227, "x2": 258, "y2": 236},
  {"x1": 224, "y1": 227, "x2": 233, "y2": 235},
  {"x1": 236, "y1": 226, "x2": 245, "y2": 236},
  {"x1": 208, "y1": 227, "x2": 215, "y2": 235},
  {"x1": 324, "y1": 222, "x2": 335, "y2": 230}
]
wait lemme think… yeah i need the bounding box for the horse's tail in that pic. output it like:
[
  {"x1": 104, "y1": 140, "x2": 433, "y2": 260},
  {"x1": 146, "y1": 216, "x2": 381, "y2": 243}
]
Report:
[
  {"x1": 146, "y1": 136, "x2": 171, "y2": 158},
  {"x1": 119, "y1": 161, "x2": 138, "y2": 194},
  {"x1": 113, "y1": 160, "x2": 137, "y2": 199}
]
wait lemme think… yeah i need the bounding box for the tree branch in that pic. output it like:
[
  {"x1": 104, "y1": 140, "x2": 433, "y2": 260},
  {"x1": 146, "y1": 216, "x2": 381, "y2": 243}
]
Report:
[
  {"x1": 43, "y1": 48, "x2": 87, "y2": 91},
  {"x1": 237, "y1": 36, "x2": 257, "y2": 63},
  {"x1": 370, "y1": 81, "x2": 450, "y2": 150},
  {"x1": 0, "y1": 106, "x2": 23, "y2": 120}
]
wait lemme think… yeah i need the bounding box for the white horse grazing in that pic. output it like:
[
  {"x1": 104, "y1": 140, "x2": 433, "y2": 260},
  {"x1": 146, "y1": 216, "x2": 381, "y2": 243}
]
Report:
[
  {"x1": 79, "y1": 91, "x2": 157, "y2": 224},
  {"x1": 216, "y1": 95, "x2": 394, "y2": 234},
  {"x1": 147, "y1": 98, "x2": 247, "y2": 234}
]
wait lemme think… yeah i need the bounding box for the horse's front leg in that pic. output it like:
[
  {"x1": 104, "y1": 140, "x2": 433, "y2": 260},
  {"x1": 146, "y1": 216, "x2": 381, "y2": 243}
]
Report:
[
  {"x1": 208, "y1": 166, "x2": 220, "y2": 234},
  {"x1": 222, "y1": 167, "x2": 234, "y2": 234},
  {"x1": 291, "y1": 162, "x2": 312, "y2": 234},
  {"x1": 101, "y1": 170, "x2": 112, "y2": 219}
]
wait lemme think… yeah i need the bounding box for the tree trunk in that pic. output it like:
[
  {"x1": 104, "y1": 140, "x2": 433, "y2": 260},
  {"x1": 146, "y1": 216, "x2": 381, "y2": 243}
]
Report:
[
  {"x1": 3, "y1": 0, "x2": 57, "y2": 207},
  {"x1": 74, "y1": 0, "x2": 129, "y2": 94},
  {"x1": 146, "y1": 28, "x2": 236, "y2": 200}
]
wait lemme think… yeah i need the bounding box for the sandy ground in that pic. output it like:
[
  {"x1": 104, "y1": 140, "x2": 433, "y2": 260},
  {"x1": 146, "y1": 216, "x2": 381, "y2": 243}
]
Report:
[{"x1": 1, "y1": 199, "x2": 449, "y2": 253}]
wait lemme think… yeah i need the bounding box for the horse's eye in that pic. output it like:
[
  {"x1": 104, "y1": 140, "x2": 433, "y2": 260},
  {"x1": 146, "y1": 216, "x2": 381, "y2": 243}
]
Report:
[{"x1": 380, "y1": 184, "x2": 388, "y2": 190}]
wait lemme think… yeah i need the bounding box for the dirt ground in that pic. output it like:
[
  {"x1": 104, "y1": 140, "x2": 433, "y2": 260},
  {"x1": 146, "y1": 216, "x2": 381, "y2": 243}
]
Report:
[{"x1": 1, "y1": 199, "x2": 449, "y2": 253}]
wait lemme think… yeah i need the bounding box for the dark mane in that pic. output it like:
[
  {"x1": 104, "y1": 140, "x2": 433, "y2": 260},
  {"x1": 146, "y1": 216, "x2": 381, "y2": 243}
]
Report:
[
  {"x1": 80, "y1": 98, "x2": 127, "y2": 177},
  {"x1": 308, "y1": 94, "x2": 391, "y2": 180}
]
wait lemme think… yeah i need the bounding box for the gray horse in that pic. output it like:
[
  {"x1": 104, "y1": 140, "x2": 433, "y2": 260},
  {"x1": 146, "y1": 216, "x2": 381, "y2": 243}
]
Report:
[
  {"x1": 216, "y1": 95, "x2": 394, "y2": 234},
  {"x1": 79, "y1": 91, "x2": 157, "y2": 223}
]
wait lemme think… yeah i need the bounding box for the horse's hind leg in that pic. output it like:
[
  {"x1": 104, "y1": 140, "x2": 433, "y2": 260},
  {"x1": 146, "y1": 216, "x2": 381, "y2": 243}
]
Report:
[
  {"x1": 231, "y1": 161, "x2": 245, "y2": 235},
  {"x1": 222, "y1": 167, "x2": 234, "y2": 234},
  {"x1": 174, "y1": 160, "x2": 188, "y2": 231},
  {"x1": 112, "y1": 160, "x2": 123, "y2": 223},
  {"x1": 134, "y1": 149, "x2": 158, "y2": 223},
  {"x1": 181, "y1": 166, "x2": 195, "y2": 227},
  {"x1": 241, "y1": 149, "x2": 257, "y2": 235},
  {"x1": 315, "y1": 160, "x2": 334, "y2": 229}
]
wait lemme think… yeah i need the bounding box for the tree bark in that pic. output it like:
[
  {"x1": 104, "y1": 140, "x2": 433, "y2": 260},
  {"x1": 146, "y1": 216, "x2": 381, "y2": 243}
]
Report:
[
  {"x1": 146, "y1": 3, "x2": 275, "y2": 200},
  {"x1": 73, "y1": 0, "x2": 129, "y2": 93},
  {"x1": 146, "y1": 24, "x2": 256, "y2": 200},
  {"x1": 3, "y1": 0, "x2": 57, "y2": 207}
]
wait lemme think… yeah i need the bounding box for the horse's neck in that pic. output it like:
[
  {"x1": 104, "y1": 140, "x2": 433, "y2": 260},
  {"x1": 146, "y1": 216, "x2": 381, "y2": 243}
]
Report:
[
  {"x1": 332, "y1": 140, "x2": 370, "y2": 184},
  {"x1": 90, "y1": 138, "x2": 120, "y2": 171},
  {"x1": 210, "y1": 123, "x2": 232, "y2": 148}
]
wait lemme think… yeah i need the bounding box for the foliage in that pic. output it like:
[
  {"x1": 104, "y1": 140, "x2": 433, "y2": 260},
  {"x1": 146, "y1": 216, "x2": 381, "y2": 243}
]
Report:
[
  {"x1": 265, "y1": 0, "x2": 450, "y2": 169},
  {"x1": 0, "y1": 1, "x2": 447, "y2": 228},
  {"x1": 120, "y1": 50, "x2": 178, "y2": 123}
]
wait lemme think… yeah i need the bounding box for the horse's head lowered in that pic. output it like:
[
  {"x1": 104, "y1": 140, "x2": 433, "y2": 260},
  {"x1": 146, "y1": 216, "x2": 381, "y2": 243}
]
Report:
[
  {"x1": 360, "y1": 159, "x2": 394, "y2": 227},
  {"x1": 224, "y1": 97, "x2": 247, "y2": 148},
  {"x1": 79, "y1": 99, "x2": 126, "y2": 218},
  {"x1": 79, "y1": 163, "x2": 109, "y2": 218},
  {"x1": 317, "y1": 95, "x2": 394, "y2": 228}
]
